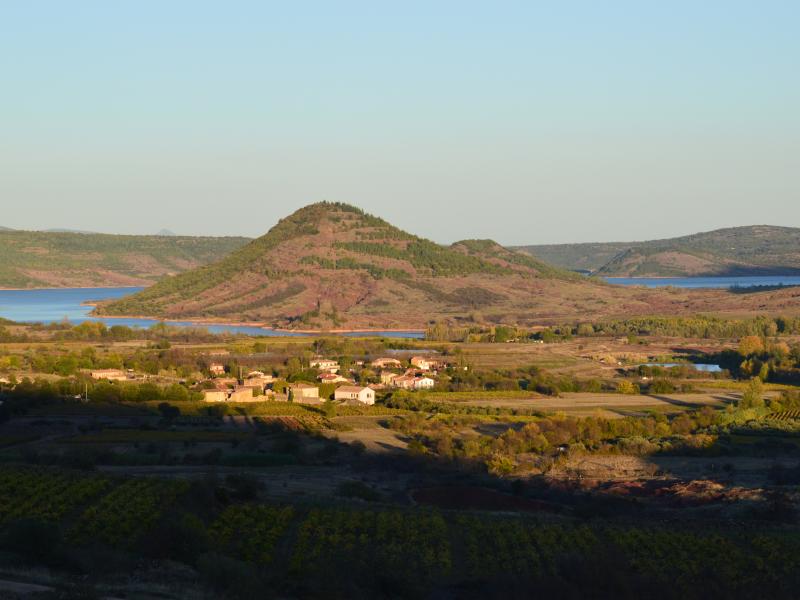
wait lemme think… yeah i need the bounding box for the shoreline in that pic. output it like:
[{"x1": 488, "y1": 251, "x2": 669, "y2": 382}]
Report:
[
  {"x1": 85, "y1": 304, "x2": 425, "y2": 336},
  {"x1": 0, "y1": 285, "x2": 147, "y2": 292}
]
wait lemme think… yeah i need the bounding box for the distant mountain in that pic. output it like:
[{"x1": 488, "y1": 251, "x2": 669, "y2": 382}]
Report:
[
  {"x1": 516, "y1": 226, "x2": 800, "y2": 277},
  {"x1": 156, "y1": 229, "x2": 177, "y2": 236},
  {"x1": 95, "y1": 203, "x2": 793, "y2": 330},
  {"x1": 0, "y1": 226, "x2": 14, "y2": 232},
  {"x1": 0, "y1": 230, "x2": 251, "y2": 288},
  {"x1": 43, "y1": 228, "x2": 100, "y2": 234}
]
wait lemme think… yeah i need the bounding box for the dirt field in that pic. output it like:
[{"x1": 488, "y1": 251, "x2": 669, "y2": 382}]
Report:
[
  {"x1": 555, "y1": 454, "x2": 799, "y2": 488},
  {"x1": 330, "y1": 416, "x2": 408, "y2": 452},
  {"x1": 459, "y1": 391, "x2": 741, "y2": 417}
]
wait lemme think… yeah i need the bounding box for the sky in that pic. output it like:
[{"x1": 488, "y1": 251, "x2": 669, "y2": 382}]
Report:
[{"x1": 1, "y1": 1, "x2": 798, "y2": 245}]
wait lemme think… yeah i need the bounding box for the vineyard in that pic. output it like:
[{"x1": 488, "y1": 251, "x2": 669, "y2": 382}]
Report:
[
  {"x1": 0, "y1": 466, "x2": 111, "y2": 525},
  {"x1": 1, "y1": 465, "x2": 799, "y2": 596},
  {"x1": 70, "y1": 478, "x2": 189, "y2": 547},
  {"x1": 289, "y1": 508, "x2": 452, "y2": 583},
  {"x1": 210, "y1": 504, "x2": 295, "y2": 564},
  {"x1": 0, "y1": 467, "x2": 188, "y2": 549},
  {"x1": 770, "y1": 410, "x2": 800, "y2": 421}
]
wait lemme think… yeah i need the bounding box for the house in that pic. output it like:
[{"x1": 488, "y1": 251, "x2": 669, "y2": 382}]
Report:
[
  {"x1": 414, "y1": 377, "x2": 435, "y2": 390},
  {"x1": 244, "y1": 372, "x2": 274, "y2": 388},
  {"x1": 318, "y1": 373, "x2": 351, "y2": 384},
  {"x1": 210, "y1": 377, "x2": 237, "y2": 390},
  {"x1": 203, "y1": 386, "x2": 255, "y2": 403},
  {"x1": 334, "y1": 385, "x2": 375, "y2": 405},
  {"x1": 380, "y1": 371, "x2": 399, "y2": 385},
  {"x1": 371, "y1": 357, "x2": 402, "y2": 369},
  {"x1": 228, "y1": 387, "x2": 254, "y2": 402},
  {"x1": 392, "y1": 375, "x2": 417, "y2": 390},
  {"x1": 209, "y1": 363, "x2": 226, "y2": 376},
  {"x1": 393, "y1": 375, "x2": 435, "y2": 391},
  {"x1": 90, "y1": 369, "x2": 128, "y2": 381},
  {"x1": 202, "y1": 390, "x2": 227, "y2": 402},
  {"x1": 310, "y1": 358, "x2": 340, "y2": 373},
  {"x1": 288, "y1": 383, "x2": 320, "y2": 404},
  {"x1": 410, "y1": 356, "x2": 434, "y2": 371}
]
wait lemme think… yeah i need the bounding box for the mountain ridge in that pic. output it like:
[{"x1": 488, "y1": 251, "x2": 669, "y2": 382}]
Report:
[
  {"x1": 516, "y1": 225, "x2": 800, "y2": 277},
  {"x1": 0, "y1": 230, "x2": 251, "y2": 288}
]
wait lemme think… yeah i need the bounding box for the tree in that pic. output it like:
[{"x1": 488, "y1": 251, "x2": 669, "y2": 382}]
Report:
[
  {"x1": 739, "y1": 336, "x2": 764, "y2": 357},
  {"x1": 740, "y1": 378, "x2": 764, "y2": 409}
]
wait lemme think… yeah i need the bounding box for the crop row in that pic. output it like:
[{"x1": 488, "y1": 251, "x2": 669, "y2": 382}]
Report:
[
  {"x1": 0, "y1": 466, "x2": 112, "y2": 525},
  {"x1": 210, "y1": 504, "x2": 295, "y2": 564},
  {"x1": 289, "y1": 508, "x2": 451, "y2": 580},
  {"x1": 70, "y1": 478, "x2": 189, "y2": 547}
]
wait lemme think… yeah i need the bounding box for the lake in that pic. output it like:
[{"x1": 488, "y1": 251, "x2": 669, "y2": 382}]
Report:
[
  {"x1": 642, "y1": 362, "x2": 723, "y2": 372},
  {"x1": 604, "y1": 276, "x2": 800, "y2": 289},
  {"x1": 0, "y1": 287, "x2": 424, "y2": 338}
]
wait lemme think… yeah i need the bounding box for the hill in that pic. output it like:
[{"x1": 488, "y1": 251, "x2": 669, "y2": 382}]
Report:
[
  {"x1": 516, "y1": 226, "x2": 800, "y2": 277},
  {"x1": 96, "y1": 203, "x2": 800, "y2": 330},
  {"x1": 0, "y1": 230, "x2": 250, "y2": 288}
]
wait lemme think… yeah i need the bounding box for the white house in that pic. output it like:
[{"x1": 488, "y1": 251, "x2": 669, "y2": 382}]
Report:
[
  {"x1": 334, "y1": 385, "x2": 375, "y2": 405},
  {"x1": 310, "y1": 359, "x2": 340, "y2": 373},
  {"x1": 413, "y1": 377, "x2": 435, "y2": 390},
  {"x1": 209, "y1": 363, "x2": 226, "y2": 376},
  {"x1": 410, "y1": 356, "x2": 434, "y2": 371}
]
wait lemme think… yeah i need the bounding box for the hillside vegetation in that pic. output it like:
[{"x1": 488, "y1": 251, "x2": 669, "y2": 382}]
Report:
[
  {"x1": 0, "y1": 230, "x2": 250, "y2": 288},
  {"x1": 96, "y1": 203, "x2": 800, "y2": 329},
  {"x1": 517, "y1": 225, "x2": 800, "y2": 277}
]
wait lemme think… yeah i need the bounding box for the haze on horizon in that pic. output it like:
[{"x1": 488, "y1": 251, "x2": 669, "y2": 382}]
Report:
[{"x1": 1, "y1": 1, "x2": 798, "y2": 245}]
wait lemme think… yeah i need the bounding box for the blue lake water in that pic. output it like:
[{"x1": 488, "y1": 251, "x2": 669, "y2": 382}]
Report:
[
  {"x1": 604, "y1": 276, "x2": 800, "y2": 289},
  {"x1": 0, "y1": 287, "x2": 424, "y2": 338},
  {"x1": 642, "y1": 363, "x2": 723, "y2": 372}
]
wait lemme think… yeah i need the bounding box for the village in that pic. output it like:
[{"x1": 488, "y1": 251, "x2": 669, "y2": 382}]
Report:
[
  {"x1": 84, "y1": 355, "x2": 452, "y2": 407},
  {"x1": 196, "y1": 355, "x2": 447, "y2": 406}
]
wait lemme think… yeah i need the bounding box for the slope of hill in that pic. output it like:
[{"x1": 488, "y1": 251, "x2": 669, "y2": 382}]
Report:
[
  {"x1": 0, "y1": 230, "x2": 251, "y2": 288},
  {"x1": 517, "y1": 226, "x2": 800, "y2": 277},
  {"x1": 96, "y1": 203, "x2": 800, "y2": 330}
]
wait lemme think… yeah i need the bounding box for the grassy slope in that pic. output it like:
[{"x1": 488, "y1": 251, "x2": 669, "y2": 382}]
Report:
[
  {"x1": 516, "y1": 225, "x2": 800, "y2": 276},
  {"x1": 0, "y1": 230, "x2": 250, "y2": 288}
]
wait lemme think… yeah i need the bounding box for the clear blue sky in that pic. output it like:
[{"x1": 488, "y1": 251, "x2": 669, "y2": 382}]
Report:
[{"x1": 1, "y1": 1, "x2": 798, "y2": 244}]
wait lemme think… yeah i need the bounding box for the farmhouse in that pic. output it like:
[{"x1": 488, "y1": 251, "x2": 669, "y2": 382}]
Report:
[
  {"x1": 90, "y1": 369, "x2": 128, "y2": 381},
  {"x1": 228, "y1": 387, "x2": 255, "y2": 402},
  {"x1": 202, "y1": 390, "x2": 227, "y2": 402},
  {"x1": 318, "y1": 373, "x2": 351, "y2": 384},
  {"x1": 414, "y1": 377, "x2": 435, "y2": 390},
  {"x1": 334, "y1": 385, "x2": 375, "y2": 405},
  {"x1": 209, "y1": 363, "x2": 226, "y2": 376},
  {"x1": 393, "y1": 375, "x2": 435, "y2": 391},
  {"x1": 371, "y1": 357, "x2": 402, "y2": 369},
  {"x1": 310, "y1": 358, "x2": 340, "y2": 373},
  {"x1": 203, "y1": 387, "x2": 255, "y2": 402},
  {"x1": 289, "y1": 383, "x2": 320, "y2": 404},
  {"x1": 380, "y1": 372, "x2": 399, "y2": 385},
  {"x1": 410, "y1": 356, "x2": 435, "y2": 371}
]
